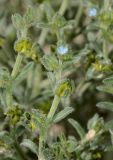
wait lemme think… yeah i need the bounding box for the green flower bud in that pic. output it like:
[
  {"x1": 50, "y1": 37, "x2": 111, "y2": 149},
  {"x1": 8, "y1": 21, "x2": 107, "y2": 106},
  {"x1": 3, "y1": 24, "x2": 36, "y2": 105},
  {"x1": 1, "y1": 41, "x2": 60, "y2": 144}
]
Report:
[
  {"x1": 6, "y1": 105, "x2": 23, "y2": 125},
  {"x1": 29, "y1": 44, "x2": 43, "y2": 63},
  {"x1": 29, "y1": 120, "x2": 37, "y2": 131},
  {"x1": 55, "y1": 79, "x2": 72, "y2": 97},
  {"x1": 93, "y1": 60, "x2": 103, "y2": 71},
  {"x1": 93, "y1": 60, "x2": 113, "y2": 72},
  {"x1": 14, "y1": 39, "x2": 42, "y2": 63},
  {"x1": 93, "y1": 152, "x2": 102, "y2": 159},
  {"x1": 14, "y1": 38, "x2": 32, "y2": 54},
  {"x1": 98, "y1": 11, "x2": 113, "y2": 25}
]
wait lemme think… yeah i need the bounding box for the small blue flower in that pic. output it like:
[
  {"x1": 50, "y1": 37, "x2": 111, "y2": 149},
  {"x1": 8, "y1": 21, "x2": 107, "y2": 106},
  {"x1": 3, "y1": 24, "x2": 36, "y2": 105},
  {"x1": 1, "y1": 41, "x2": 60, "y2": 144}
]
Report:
[
  {"x1": 57, "y1": 45, "x2": 68, "y2": 55},
  {"x1": 88, "y1": 8, "x2": 97, "y2": 17}
]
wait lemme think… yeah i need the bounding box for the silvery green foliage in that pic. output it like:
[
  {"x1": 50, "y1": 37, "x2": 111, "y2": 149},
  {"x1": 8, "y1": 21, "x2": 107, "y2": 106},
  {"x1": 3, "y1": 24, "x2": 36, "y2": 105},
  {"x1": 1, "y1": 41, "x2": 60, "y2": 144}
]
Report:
[{"x1": 0, "y1": 0, "x2": 113, "y2": 160}]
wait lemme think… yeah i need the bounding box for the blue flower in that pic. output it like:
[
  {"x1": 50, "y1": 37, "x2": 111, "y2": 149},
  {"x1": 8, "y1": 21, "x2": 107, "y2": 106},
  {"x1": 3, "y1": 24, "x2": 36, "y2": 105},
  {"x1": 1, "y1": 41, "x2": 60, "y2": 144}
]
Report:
[
  {"x1": 57, "y1": 45, "x2": 68, "y2": 55},
  {"x1": 88, "y1": 8, "x2": 97, "y2": 17}
]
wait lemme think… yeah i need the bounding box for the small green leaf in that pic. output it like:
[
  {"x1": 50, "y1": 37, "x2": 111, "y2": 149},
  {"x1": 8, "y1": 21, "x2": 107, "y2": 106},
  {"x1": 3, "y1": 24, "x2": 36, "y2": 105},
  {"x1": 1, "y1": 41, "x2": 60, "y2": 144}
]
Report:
[
  {"x1": 12, "y1": 13, "x2": 24, "y2": 30},
  {"x1": 96, "y1": 101, "x2": 113, "y2": 112},
  {"x1": 87, "y1": 114, "x2": 99, "y2": 130},
  {"x1": 41, "y1": 54, "x2": 59, "y2": 71},
  {"x1": 96, "y1": 85, "x2": 113, "y2": 95},
  {"x1": 53, "y1": 107, "x2": 74, "y2": 123},
  {"x1": 20, "y1": 139, "x2": 38, "y2": 156},
  {"x1": 109, "y1": 130, "x2": 113, "y2": 145},
  {"x1": 103, "y1": 76, "x2": 113, "y2": 85},
  {"x1": 24, "y1": 7, "x2": 35, "y2": 27},
  {"x1": 105, "y1": 146, "x2": 113, "y2": 152},
  {"x1": 105, "y1": 120, "x2": 113, "y2": 130},
  {"x1": 0, "y1": 131, "x2": 8, "y2": 138},
  {"x1": 68, "y1": 118, "x2": 85, "y2": 139},
  {"x1": 0, "y1": 67, "x2": 10, "y2": 88}
]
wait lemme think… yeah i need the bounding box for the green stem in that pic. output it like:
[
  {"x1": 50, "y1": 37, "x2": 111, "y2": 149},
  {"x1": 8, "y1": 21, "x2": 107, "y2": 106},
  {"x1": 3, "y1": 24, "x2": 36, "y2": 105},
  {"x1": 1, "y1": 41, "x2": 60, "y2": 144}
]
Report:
[
  {"x1": 74, "y1": 0, "x2": 83, "y2": 28},
  {"x1": 47, "y1": 95, "x2": 60, "y2": 120},
  {"x1": 6, "y1": 86, "x2": 13, "y2": 107},
  {"x1": 38, "y1": 95, "x2": 60, "y2": 159},
  {"x1": 59, "y1": 0, "x2": 68, "y2": 16},
  {"x1": 104, "y1": 0, "x2": 110, "y2": 10},
  {"x1": 11, "y1": 54, "x2": 23, "y2": 79},
  {"x1": 38, "y1": 29, "x2": 48, "y2": 46},
  {"x1": 38, "y1": 135, "x2": 45, "y2": 160},
  {"x1": 103, "y1": 40, "x2": 108, "y2": 61},
  {"x1": 6, "y1": 54, "x2": 23, "y2": 107}
]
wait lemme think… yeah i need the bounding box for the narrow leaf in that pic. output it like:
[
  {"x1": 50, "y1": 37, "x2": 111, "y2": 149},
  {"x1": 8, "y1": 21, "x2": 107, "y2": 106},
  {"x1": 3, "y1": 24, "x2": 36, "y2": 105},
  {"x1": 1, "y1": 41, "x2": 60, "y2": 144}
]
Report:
[
  {"x1": 96, "y1": 85, "x2": 113, "y2": 95},
  {"x1": 68, "y1": 118, "x2": 85, "y2": 139},
  {"x1": 20, "y1": 139, "x2": 38, "y2": 156},
  {"x1": 105, "y1": 120, "x2": 113, "y2": 130},
  {"x1": 14, "y1": 62, "x2": 34, "y2": 85},
  {"x1": 103, "y1": 76, "x2": 113, "y2": 85},
  {"x1": 96, "y1": 101, "x2": 113, "y2": 112},
  {"x1": 53, "y1": 107, "x2": 74, "y2": 123}
]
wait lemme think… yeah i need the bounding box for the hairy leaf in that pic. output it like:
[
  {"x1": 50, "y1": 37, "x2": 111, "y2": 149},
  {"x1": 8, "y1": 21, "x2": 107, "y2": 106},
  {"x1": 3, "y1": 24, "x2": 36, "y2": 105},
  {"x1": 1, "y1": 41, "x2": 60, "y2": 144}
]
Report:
[
  {"x1": 103, "y1": 76, "x2": 113, "y2": 85},
  {"x1": 96, "y1": 101, "x2": 113, "y2": 112},
  {"x1": 20, "y1": 139, "x2": 38, "y2": 156},
  {"x1": 53, "y1": 107, "x2": 74, "y2": 123},
  {"x1": 14, "y1": 62, "x2": 34, "y2": 85},
  {"x1": 68, "y1": 118, "x2": 85, "y2": 139},
  {"x1": 96, "y1": 85, "x2": 113, "y2": 95}
]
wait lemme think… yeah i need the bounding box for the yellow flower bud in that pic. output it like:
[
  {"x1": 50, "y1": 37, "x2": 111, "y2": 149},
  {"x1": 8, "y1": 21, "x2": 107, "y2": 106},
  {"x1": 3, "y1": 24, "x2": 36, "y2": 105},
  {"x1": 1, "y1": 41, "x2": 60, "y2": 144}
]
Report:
[
  {"x1": 29, "y1": 48, "x2": 39, "y2": 63},
  {"x1": 6, "y1": 106, "x2": 22, "y2": 126},
  {"x1": 55, "y1": 80, "x2": 72, "y2": 97},
  {"x1": 14, "y1": 38, "x2": 32, "y2": 54},
  {"x1": 29, "y1": 120, "x2": 37, "y2": 131}
]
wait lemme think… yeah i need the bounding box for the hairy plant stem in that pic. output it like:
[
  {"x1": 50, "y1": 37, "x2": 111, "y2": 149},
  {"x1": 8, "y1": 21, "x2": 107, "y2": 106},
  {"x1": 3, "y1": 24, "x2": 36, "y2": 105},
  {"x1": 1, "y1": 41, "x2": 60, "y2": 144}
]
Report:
[
  {"x1": 6, "y1": 54, "x2": 23, "y2": 107},
  {"x1": 38, "y1": 29, "x2": 48, "y2": 47},
  {"x1": 11, "y1": 53, "x2": 23, "y2": 79},
  {"x1": 59, "y1": 0, "x2": 68, "y2": 16},
  {"x1": 104, "y1": 0, "x2": 110, "y2": 10},
  {"x1": 47, "y1": 95, "x2": 60, "y2": 120},
  {"x1": 38, "y1": 1, "x2": 67, "y2": 158},
  {"x1": 39, "y1": 135, "x2": 45, "y2": 160},
  {"x1": 38, "y1": 95, "x2": 60, "y2": 159},
  {"x1": 74, "y1": 0, "x2": 83, "y2": 28},
  {"x1": 38, "y1": 0, "x2": 68, "y2": 47},
  {"x1": 102, "y1": 0, "x2": 110, "y2": 61},
  {"x1": 6, "y1": 86, "x2": 13, "y2": 107},
  {"x1": 103, "y1": 40, "x2": 108, "y2": 61}
]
